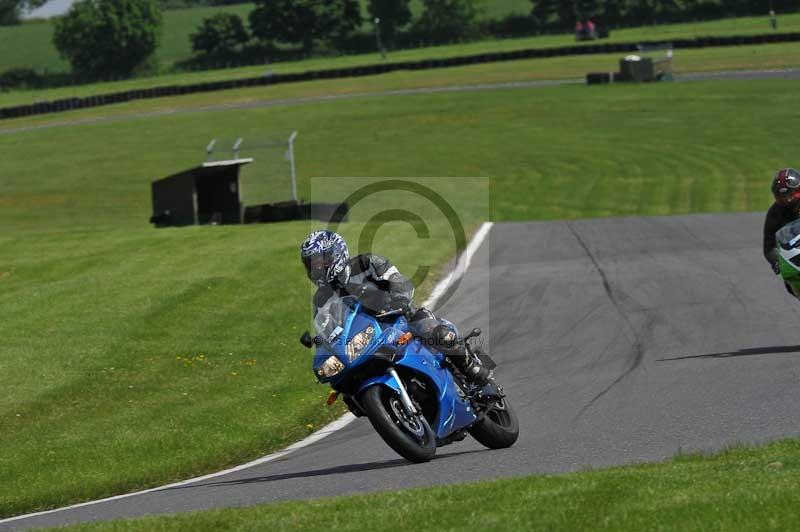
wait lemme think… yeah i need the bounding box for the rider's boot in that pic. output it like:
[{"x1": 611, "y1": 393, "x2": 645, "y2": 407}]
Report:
[
  {"x1": 445, "y1": 343, "x2": 493, "y2": 387},
  {"x1": 432, "y1": 324, "x2": 492, "y2": 386}
]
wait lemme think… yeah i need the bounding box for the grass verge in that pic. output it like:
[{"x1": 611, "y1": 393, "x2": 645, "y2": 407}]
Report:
[
  {"x1": 51, "y1": 438, "x2": 800, "y2": 531},
  {"x1": 2, "y1": 40, "x2": 799, "y2": 120}
]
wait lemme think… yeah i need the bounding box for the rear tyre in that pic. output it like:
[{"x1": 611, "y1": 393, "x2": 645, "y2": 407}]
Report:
[
  {"x1": 469, "y1": 397, "x2": 519, "y2": 449},
  {"x1": 361, "y1": 385, "x2": 436, "y2": 463}
]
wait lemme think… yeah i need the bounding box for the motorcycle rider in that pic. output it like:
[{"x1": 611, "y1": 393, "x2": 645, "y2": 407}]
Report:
[
  {"x1": 300, "y1": 229, "x2": 492, "y2": 386},
  {"x1": 764, "y1": 168, "x2": 800, "y2": 274}
]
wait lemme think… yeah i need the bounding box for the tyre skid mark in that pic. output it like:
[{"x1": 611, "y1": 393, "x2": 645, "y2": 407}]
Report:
[{"x1": 566, "y1": 222, "x2": 646, "y2": 420}]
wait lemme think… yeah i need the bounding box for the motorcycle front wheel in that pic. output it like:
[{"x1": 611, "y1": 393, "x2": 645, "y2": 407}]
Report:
[
  {"x1": 469, "y1": 396, "x2": 519, "y2": 449},
  {"x1": 361, "y1": 385, "x2": 436, "y2": 463}
]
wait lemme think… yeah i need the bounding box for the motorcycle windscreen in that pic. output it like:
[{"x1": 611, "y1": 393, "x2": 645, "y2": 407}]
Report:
[
  {"x1": 775, "y1": 219, "x2": 800, "y2": 250},
  {"x1": 314, "y1": 296, "x2": 359, "y2": 345}
]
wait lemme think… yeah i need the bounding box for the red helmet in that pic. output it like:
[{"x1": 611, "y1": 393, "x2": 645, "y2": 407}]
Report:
[{"x1": 772, "y1": 168, "x2": 800, "y2": 207}]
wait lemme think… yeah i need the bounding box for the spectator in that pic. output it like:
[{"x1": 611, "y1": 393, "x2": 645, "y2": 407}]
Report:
[
  {"x1": 587, "y1": 18, "x2": 597, "y2": 39},
  {"x1": 769, "y1": 9, "x2": 778, "y2": 30}
]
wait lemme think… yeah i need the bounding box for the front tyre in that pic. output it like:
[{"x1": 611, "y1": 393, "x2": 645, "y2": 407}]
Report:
[
  {"x1": 361, "y1": 385, "x2": 436, "y2": 463},
  {"x1": 469, "y1": 397, "x2": 519, "y2": 449}
]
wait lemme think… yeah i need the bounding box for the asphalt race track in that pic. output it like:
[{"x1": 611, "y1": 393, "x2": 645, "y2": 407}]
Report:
[{"x1": 5, "y1": 212, "x2": 800, "y2": 530}]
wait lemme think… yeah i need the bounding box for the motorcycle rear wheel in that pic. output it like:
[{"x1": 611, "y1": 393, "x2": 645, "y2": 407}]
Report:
[
  {"x1": 361, "y1": 385, "x2": 436, "y2": 463},
  {"x1": 469, "y1": 396, "x2": 519, "y2": 449}
]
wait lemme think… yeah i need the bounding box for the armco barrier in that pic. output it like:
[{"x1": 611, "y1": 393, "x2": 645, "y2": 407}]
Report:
[{"x1": 3, "y1": 30, "x2": 800, "y2": 122}]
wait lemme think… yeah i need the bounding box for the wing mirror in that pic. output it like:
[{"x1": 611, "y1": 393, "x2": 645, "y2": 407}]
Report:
[
  {"x1": 464, "y1": 328, "x2": 482, "y2": 340},
  {"x1": 300, "y1": 331, "x2": 316, "y2": 349}
]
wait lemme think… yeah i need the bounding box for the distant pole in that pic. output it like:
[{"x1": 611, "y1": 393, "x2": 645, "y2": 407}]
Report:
[
  {"x1": 769, "y1": 0, "x2": 777, "y2": 30},
  {"x1": 288, "y1": 131, "x2": 298, "y2": 202},
  {"x1": 206, "y1": 139, "x2": 217, "y2": 162},
  {"x1": 374, "y1": 17, "x2": 387, "y2": 59}
]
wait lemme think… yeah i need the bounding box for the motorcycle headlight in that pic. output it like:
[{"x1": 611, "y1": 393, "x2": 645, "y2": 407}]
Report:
[
  {"x1": 317, "y1": 356, "x2": 344, "y2": 378},
  {"x1": 346, "y1": 326, "x2": 375, "y2": 362}
]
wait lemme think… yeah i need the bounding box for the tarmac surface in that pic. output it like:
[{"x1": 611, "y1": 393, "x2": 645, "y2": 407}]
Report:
[{"x1": 5, "y1": 213, "x2": 800, "y2": 529}]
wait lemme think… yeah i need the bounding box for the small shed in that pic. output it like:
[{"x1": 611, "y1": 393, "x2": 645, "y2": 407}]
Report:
[{"x1": 150, "y1": 159, "x2": 253, "y2": 227}]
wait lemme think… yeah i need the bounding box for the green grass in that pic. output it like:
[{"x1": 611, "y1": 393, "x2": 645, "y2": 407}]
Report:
[
  {"x1": 1, "y1": 9, "x2": 799, "y2": 103},
  {"x1": 0, "y1": 223, "x2": 343, "y2": 514},
  {"x1": 1, "y1": 79, "x2": 796, "y2": 518},
  {"x1": 2, "y1": 39, "x2": 799, "y2": 110},
  {"x1": 0, "y1": 221, "x2": 456, "y2": 518},
  {"x1": 52, "y1": 439, "x2": 800, "y2": 531}
]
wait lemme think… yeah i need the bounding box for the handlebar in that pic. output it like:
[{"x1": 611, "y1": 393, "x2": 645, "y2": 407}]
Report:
[{"x1": 375, "y1": 308, "x2": 405, "y2": 319}]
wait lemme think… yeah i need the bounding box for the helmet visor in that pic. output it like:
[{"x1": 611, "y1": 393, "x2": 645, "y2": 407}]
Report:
[
  {"x1": 303, "y1": 253, "x2": 330, "y2": 285},
  {"x1": 777, "y1": 170, "x2": 800, "y2": 206}
]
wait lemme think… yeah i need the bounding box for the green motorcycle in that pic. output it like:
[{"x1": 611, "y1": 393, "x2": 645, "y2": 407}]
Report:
[{"x1": 776, "y1": 220, "x2": 800, "y2": 296}]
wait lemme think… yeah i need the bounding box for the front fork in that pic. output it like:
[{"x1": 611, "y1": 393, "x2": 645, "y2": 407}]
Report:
[{"x1": 387, "y1": 367, "x2": 419, "y2": 415}]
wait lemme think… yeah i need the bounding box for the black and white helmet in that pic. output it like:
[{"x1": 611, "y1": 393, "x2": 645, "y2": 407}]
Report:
[{"x1": 300, "y1": 230, "x2": 350, "y2": 287}]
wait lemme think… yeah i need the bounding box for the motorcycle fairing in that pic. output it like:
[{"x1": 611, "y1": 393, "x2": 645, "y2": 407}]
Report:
[
  {"x1": 312, "y1": 307, "x2": 406, "y2": 384},
  {"x1": 358, "y1": 338, "x2": 476, "y2": 439},
  {"x1": 777, "y1": 219, "x2": 800, "y2": 293}
]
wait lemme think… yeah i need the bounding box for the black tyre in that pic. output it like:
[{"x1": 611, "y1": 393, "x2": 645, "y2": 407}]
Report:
[
  {"x1": 469, "y1": 397, "x2": 519, "y2": 449},
  {"x1": 360, "y1": 385, "x2": 436, "y2": 463}
]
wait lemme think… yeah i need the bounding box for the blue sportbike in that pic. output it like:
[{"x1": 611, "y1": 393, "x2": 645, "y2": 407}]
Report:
[{"x1": 300, "y1": 295, "x2": 518, "y2": 462}]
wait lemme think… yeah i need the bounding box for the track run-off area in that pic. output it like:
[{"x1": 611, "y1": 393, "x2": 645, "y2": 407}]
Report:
[
  {"x1": 2, "y1": 68, "x2": 799, "y2": 136},
  {"x1": 4, "y1": 213, "x2": 800, "y2": 530}
]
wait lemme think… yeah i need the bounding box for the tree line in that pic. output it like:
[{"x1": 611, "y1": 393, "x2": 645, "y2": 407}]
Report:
[
  {"x1": 0, "y1": 0, "x2": 246, "y2": 24},
  {"x1": 0, "y1": 0, "x2": 796, "y2": 87},
  {"x1": 533, "y1": 0, "x2": 798, "y2": 29}
]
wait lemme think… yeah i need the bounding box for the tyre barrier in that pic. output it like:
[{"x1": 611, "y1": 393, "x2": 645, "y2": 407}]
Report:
[
  {"x1": 3, "y1": 30, "x2": 799, "y2": 122},
  {"x1": 586, "y1": 72, "x2": 612, "y2": 85},
  {"x1": 242, "y1": 201, "x2": 348, "y2": 224}
]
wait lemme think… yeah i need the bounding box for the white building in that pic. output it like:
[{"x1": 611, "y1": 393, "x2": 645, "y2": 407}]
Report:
[{"x1": 22, "y1": 0, "x2": 76, "y2": 20}]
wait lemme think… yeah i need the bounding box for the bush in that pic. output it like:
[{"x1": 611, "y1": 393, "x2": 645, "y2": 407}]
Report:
[
  {"x1": 191, "y1": 13, "x2": 248, "y2": 55},
  {"x1": 0, "y1": 68, "x2": 78, "y2": 91},
  {"x1": 412, "y1": 0, "x2": 481, "y2": 44},
  {"x1": 249, "y1": 0, "x2": 361, "y2": 52},
  {"x1": 53, "y1": 0, "x2": 163, "y2": 81},
  {"x1": 158, "y1": 0, "x2": 249, "y2": 8},
  {"x1": 0, "y1": 67, "x2": 42, "y2": 90},
  {"x1": 174, "y1": 41, "x2": 305, "y2": 72},
  {"x1": 482, "y1": 14, "x2": 538, "y2": 38}
]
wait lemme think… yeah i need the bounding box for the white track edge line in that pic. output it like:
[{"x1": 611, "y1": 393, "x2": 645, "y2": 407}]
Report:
[
  {"x1": 0, "y1": 221, "x2": 494, "y2": 525},
  {"x1": 427, "y1": 221, "x2": 493, "y2": 310}
]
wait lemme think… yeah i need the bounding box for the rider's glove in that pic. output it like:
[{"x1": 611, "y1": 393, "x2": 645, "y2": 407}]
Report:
[
  {"x1": 389, "y1": 300, "x2": 409, "y2": 315},
  {"x1": 772, "y1": 261, "x2": 781, "y2": 275},
  {"x1": 356, "y1": 282, "x2": 389, "y2": 313}
]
